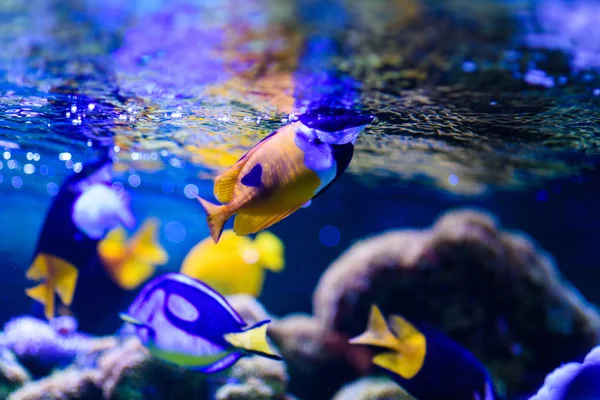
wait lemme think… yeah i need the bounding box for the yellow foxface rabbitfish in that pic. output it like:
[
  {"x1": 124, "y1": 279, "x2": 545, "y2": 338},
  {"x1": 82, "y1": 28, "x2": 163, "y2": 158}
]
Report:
[
  {"x1": 349, "y1": 305, "x2": 497, "y2": 400},
  {"x1": 98, "y1": 218, "x2": 169, "y2": 290},
  {"x1": 120, "y1": 273, "x2": 281, "y2": 373},
  {"x1": 196, "y1": 109, "x2": 375, "y2": 243},
  {"x1": 180, "y1": 230, "x2": 284, "y2": 297}
]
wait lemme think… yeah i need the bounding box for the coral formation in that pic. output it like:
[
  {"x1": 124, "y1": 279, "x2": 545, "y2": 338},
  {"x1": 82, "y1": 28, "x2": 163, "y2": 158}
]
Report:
[
  {"x1": 269, "y1": 314, "x2": 372, "y2": 400},
  {"x1": 332, "y1": 377, "x2": 415, "y2": 400},
  {"x1": 8, "y1": 369, "x2": 102, "y2": 400},
  {"x1": 313, "y1": 209, "x2": 600, "y2": 396},
  {"x1": 0, "y1": 348, "x2": 30, "y2": 399}
]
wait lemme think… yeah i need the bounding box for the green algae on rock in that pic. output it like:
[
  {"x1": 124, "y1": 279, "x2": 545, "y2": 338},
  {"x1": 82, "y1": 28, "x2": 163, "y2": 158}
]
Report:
[{"x1": 313, "y1": 209, "x2": 600, "y2": 397}]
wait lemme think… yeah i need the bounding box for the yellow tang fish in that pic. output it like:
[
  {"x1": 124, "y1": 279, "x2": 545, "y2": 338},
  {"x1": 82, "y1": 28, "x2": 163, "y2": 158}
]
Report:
[
  {"x1": 196, "y1": 109, "x2": 374, "y2": 243},
  {"x1": 98, "y1": 218, "x2": 169, "y2": 290},
  {"x1": 180, "y1": 229, "x2": 284, "y2": 297}
]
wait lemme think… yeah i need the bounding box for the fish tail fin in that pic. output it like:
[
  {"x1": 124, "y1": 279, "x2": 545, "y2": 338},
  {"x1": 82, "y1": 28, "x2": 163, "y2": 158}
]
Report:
[
  {"x1": 254, "y1": 231, "x2": 285, "y2": 272},
  {"x1": 25, "y1": 282, "x2": 55, "y2": 320},
  {"x1": 26, "y1": 253, "x2": 51, "y2": 281},
  {"x1": 111, "y1": 259, "x2": 155, "y2": 290},
  {"x1": 196, "y1": 195, "x2": 229, "y2": 243},
  {"x1": 52, "y1": 258, "x2": 79, "y2": 307},
  {"x1": 132, "y1": 219, "x2": 169, "y2": 264},
  {"x1": 223, "y1": 320, "x2": 282, "y2": 360},
  {"x1": 348, "y1": 304, "x2": 401, "y2": 351}
]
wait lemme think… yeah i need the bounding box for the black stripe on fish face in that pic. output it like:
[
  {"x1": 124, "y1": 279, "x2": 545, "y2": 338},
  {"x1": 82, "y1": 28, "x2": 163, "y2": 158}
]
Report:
[
  {"x1": 298, "y1": 108, "x2": 375, "y2": 133},
  {"x1": 240, "y1": 164, "x2": 263, "y2": 188}
]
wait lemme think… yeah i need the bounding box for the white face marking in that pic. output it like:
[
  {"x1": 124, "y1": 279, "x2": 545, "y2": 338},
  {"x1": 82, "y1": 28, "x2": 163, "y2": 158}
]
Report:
[
  {"x1": 315, "y1": 125, "x2": 364, "y2": 145},
  {"x1": 72, "y1": 183, "x2": 133, "y2": 239}
]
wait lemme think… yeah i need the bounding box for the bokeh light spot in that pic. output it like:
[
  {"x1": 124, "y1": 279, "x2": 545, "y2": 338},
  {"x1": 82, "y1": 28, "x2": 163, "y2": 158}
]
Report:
[
  {"x1": 319, "y1": 225, "x2": 341, "y2": 247},
  {"x1": 165, "y1": 221, "x2": 186, "y2": 243}
]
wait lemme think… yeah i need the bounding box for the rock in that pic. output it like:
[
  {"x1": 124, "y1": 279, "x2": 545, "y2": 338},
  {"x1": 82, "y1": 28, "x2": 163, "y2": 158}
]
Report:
[
  {"x1": 0, "y1": 316, "x2": 89, "y2": 377},
  {"x1": 269, "y1": 314, "x2": 371, "y2": 400},
  {"x1": 0, "y1": 348, "x2": 30, "y2": 399},
  {"x1": 529, "y1": 345, "x2": 600, "y2": 400},
  {"x1": 313, "y1": 209, "x2": 600, "y2": 396},
  {"x1": 96, "y1": 337, "x2": 208, "y2": 400},
  {"x1": 332, "y1": 377, "x2": 415, "y2": 400},
  {"x1": 8, "y1": 369, "x2": 102, "y2": 400}
]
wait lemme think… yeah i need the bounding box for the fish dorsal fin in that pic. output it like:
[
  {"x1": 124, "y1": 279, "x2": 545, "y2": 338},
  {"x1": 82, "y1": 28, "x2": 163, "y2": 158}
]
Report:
[
  {"x1": 223, "y1": 320, "x2": 282, "y2": 360},
  {"x1": 233, "y1": 206, "x2": 303, "y2": 236},
  {"x1": 98, "y1": 226, "x2": 128, "y2": 264},
  {"x1": 25, "y1": 282, "x2": 55, "y2": 320},
  {"x1": 349, "y1": 305, "x2": 401, "y2": 351},
  {"x1": 131, "y1": 219, "x2": 168, "y2": 264},
  {"x1": 26, "y1": 253, "x2": 51, "y2": 281},
  {"x1": 52, "y1": 258, "x2": 79, "y2": 306},
  {"x1": 373, "y1": 350, "x2": 425, "y2": 380},
  {"x1": 254, "y1": 231, "x2": 285, "y2": 272}
]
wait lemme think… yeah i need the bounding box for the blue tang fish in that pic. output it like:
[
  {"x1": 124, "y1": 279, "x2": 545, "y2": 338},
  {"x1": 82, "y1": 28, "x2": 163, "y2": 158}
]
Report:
[
  {"x1": 196, "y1": 108, "x2": 375, "y2": 243},
  {"x1": 26, "y1": 151, "x2": 163, "y2": 335},
  {"x1": 119, "y1": 273, "x2": 282, "y2": 373},
  {"x1": 349, "y1": 305, "x2": 497, "y2": 400}
]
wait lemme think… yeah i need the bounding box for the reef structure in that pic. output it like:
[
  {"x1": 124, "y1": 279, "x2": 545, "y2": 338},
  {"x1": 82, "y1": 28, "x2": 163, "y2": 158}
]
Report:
[{"x1": 312, "y1": 209, "x2": 600, "y2": 396}]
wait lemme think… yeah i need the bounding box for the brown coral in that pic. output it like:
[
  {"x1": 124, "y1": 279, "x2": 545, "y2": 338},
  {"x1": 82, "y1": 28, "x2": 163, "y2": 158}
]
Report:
[
  {"x1": 8, "y1": 369, "x2": 102, "y2": 400},
  {"x1": 313, "y1": 209, "x2": 600, "y2": 396}
]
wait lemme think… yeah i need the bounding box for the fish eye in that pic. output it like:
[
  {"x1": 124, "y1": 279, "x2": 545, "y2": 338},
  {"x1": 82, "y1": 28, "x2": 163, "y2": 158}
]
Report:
[{"x1": 166, "y1": 293, "x2": 199, "y2": 322}]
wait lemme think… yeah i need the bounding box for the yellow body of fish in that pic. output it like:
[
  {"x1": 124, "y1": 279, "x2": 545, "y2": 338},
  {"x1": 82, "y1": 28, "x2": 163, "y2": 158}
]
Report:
[
  {"x1": 98, "y1": 218, "x2": 169, "y2": 290},
  {"x1": 197, "y1": 122, "x2": 325, "y2": 243},
  {"x1": 180, "y1": 230, "x2": 284, "y2": 297}
]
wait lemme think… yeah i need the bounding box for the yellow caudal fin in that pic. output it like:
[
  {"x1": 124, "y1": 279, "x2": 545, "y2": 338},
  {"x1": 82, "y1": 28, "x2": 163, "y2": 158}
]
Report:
[
  {"x1": 254, "y1": 231, "x2": 285, "y2": 272},
  {"x1": 26, "y1": 253, "x2": 51, "y2": 281},
  {"x1": 98, "y1": 226, "x2": 128, "y2": 266},
  {"x1": 131, "y1": 219, "x2": 169, "y2": 265},
  {"x1": 349, "y1": 305, "x2": 401, "y2": 351},
  {"x1": 196, "y1": 196, "x2": 229, "y2": 243},
  {"x1": 25, "y1": 282, "x2": 55, "y2": 320},
  {"x1": 110, "y1": 259, "x2": 155, "y2": 290},
  {"x1": 52, "y1": 258, "x2": 79, "y2": 306},
  {"x1": 233, "y1": 206, "x2": 301, "y2": 237},
  {"x1": 223, "y1": 320, "x2": 282, "y2": 360},
  {"x1": 388, "y1": 315, "x2": 427, "y2": 363},
  {"x1": 214, "y1": 161, "x2": 246, "y2": 203},
  {"x1": 373, "y1": 349, "x2": 425, "y2": 380}
]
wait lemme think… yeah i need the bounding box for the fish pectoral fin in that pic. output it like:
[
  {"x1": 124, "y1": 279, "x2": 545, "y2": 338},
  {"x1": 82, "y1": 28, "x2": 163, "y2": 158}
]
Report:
[
  {"x1": 132, "y1": 219, "x2": 168, "y2": 264},
  {"x1": 373, "y1": 350, "x2": 425, "y2": 380},
  {"x1": 119, "y1": 313, "x2": 145, "y2": 326},
  {"x1": 223, "y1": 320, "x2": 282, "y2": 360},
  {"x1": 254, "y1": 231, "x2": 285, "y2": 272},
  {"x1": 26, "y1": 253, "x2": 51, "y2": 281},
  {"x1": 349, "y1": 305, "x2": 401, "y2": 351},
  {"x1": 116, "y1": 259, "x2": 156, "y2": 290},
  {"x1": 51, "y1": 258, "x2": 79, "y2": 306},
  {"x1": 25, "y1": 282, "x2": 55, "y2": 320},
  {"x1": 233, "y1": 206, "x2": 302, "y2": 236}
]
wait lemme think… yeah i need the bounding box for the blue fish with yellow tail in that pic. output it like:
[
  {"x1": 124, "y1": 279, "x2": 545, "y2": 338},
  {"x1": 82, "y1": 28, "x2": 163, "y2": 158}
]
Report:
[
  {"x1": 349, "y1": 305, "x2": 497, "y2": 400},
  {"x1": 119, "y1": 273, "x2": 282, "y2": 373},
  {"x1": 196, "y1": 108, "x2": 375, "y2": 243}
]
